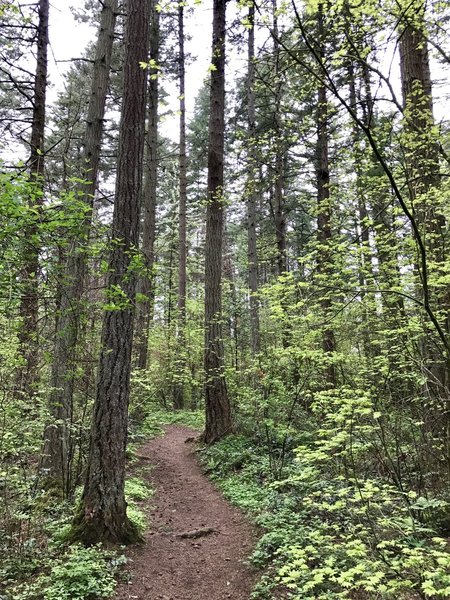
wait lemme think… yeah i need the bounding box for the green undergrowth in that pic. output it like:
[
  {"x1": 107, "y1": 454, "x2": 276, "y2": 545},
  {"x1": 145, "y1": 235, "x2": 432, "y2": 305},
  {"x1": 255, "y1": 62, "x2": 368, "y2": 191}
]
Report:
[
  {"x1": 201, "y1": 432, "x2": 450, "y2": 599},
  {"x1": 2, "y1": 499, "x2": 126, "y2": 600},
  {"x1": 7, "y1": 543, "x2": 126, "y2": 600},
  {"x1": 6, "y1": 545, "x2": 125, "y2": 600},
  {"x1": 1, "y1": 474, "x2": 152, "y2": 600},
  {"x1": 131, "y1": 406, "x2": 205, "y2": 443},
  {"x1": 143, "y1": 406, "x2": 205, "y2": 431},
  {"x1": 125, "y1": 475, "x2": 153, "y2": 536}
]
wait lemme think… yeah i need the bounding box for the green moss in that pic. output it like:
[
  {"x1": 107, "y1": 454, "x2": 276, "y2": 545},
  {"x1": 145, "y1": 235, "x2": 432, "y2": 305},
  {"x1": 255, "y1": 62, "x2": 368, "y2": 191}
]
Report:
[{"x1": 68, "y1": 509, "x2": 142, "y2": 546}]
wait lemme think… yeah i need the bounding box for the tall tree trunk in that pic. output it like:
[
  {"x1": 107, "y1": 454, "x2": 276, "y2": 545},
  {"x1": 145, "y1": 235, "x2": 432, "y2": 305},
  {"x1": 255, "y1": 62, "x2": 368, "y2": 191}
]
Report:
[
  {"x1": 134, "y1": 0, "x2": 159, "y2": 370},
  {"x1": 348, "y1": 63, "x2": 376, "y2": 361},
  {"x1": 272, "y1": 0, "x2": 287, "y2": 277},
  {"x1": 359, "y1": 63, "x2": 406, "y2": 321},
  {"x1": 203, "y1": 0, "x2": 232, "y2": 444},
  {"x1": 177, "y1": 0, "x2": 187, "y2": 330},
  {"x1": 246, "y1": 4, "x2": 260, "y2": 357},
  {"x1": 316, "y1": 3, "x2": 336, "y2": 387},
  {"x1": 173, "y1": 0, "x2": 187, "y2": 410},
  {"x1": 72, "y1": 0, "x2": 150, "y2": 545},
  {"x1": 399, "y1": 1, "x2": 439, "y2": 208},
  {"x1": 17, "y1": 0, "x2": 49, "y2": 397},
  {"x1": 398, "y1": 0, "x2": 449, "y2": 386},
  {"x1": 44, "y1": 0, "x2": 118, "y2": 496}
]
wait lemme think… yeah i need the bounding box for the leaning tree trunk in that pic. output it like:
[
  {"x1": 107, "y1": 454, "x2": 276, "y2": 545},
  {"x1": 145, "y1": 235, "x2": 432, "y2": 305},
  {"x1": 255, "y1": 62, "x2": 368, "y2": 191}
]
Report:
[
  {"x1": 17, "y1": 0, "x2": 48, "y2": 398},
  {"x1": 203, "y1": 0, "x2": 232, "y2": 444},
  {"x1": 44, "y1": 0, "x2": 118, "y2": 497},
  {"x1": 134, "y1": 0, "x2": 159, "y2": 371},
  {"x1": 72, "y1": 0, "x2": 150, "y2": 545}
]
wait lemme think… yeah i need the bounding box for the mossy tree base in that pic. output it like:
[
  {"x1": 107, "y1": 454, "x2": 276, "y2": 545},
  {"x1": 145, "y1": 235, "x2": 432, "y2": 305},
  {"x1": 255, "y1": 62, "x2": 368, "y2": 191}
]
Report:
[{"x1": 70, "y1": 508, "x2": 141, "y2": 546}]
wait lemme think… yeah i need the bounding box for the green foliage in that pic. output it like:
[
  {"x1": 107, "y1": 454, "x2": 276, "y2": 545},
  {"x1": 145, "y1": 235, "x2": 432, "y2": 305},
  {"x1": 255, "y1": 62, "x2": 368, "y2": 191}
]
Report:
[
  {"x1": 130, "y1": 317, "x2": 205, "y2": 416},
  {"x1": 125, "y1": 476, "x2": 153, "y2": 501},
  {"x1": 157, "y1": 407, "x2": 205, "y2": 429},
  {"x1": 9, "y1": 545, "x2": 125, "y2": 600},
  {"x1": 201, "y1": 435, "x2": 269, "y2": 511},
  {"x1": 270, "y1": 475, "x2": 450, "y2": 598},
  {"x1": 140, "y1": 405, "x2": 205, "y2": 437},
  {"x1": 201, "y1": 382, "x2": 450, "y2": 599},
  {"x1": 124, "y1": 476, "x2": 153, "y2": 535},
  {"x1": 126, "y1": 504, "x2": 147, "y2": 536}
]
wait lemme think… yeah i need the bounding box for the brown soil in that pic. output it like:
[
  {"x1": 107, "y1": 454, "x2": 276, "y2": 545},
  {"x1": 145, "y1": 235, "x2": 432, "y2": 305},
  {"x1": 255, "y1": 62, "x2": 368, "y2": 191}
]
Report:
[{"x1": 114, "y1": 425, "x2": 257, "y2": 600}]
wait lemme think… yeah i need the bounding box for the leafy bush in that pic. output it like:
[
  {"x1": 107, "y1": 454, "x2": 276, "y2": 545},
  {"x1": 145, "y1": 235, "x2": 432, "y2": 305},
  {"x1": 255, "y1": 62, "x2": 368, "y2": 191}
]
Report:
[
  {"x1": 10, "y1": 544, "x2": 125, "y2": 600},
  {"x1": 201, "y1": 390, "x2": 450, "y2": 600}
]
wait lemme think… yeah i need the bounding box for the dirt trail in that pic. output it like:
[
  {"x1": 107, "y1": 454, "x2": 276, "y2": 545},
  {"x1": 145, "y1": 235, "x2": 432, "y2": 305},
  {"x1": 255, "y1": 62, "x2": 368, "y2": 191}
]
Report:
[{"x1": 114, "y1": 425, "x2": 257, "y2": 600}]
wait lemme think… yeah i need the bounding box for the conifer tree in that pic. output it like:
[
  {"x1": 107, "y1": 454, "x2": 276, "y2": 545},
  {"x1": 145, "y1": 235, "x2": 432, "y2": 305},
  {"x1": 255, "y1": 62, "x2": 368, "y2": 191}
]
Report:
[
  {"x1": 173, "y1": 0, "x2": 188, "y2": 409},
  {"x1": 203, "y1": 0, "x2": 232, "y2": 443},
  {"x1": 134, "y1": 0, "x2": 159, "y2": 370},
  {"x1": 246, "y1": 3, "x2": 260, "y2": 357},
  {"x1": 45, "y1": 0, "x2": 118, "y2": 496},
  {"x1": 73, "y1": 0, "x2": 150, "y2": 544},
  {"x1": 16, "y1": 0, "x2": 49, "y2": 397}
]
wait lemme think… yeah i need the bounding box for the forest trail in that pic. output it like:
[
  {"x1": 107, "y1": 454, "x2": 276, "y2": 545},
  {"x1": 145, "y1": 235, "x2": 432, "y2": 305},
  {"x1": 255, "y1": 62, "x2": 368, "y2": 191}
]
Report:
[{"x1": 114, "y1": 425, "x2": 257, "y2": 600}]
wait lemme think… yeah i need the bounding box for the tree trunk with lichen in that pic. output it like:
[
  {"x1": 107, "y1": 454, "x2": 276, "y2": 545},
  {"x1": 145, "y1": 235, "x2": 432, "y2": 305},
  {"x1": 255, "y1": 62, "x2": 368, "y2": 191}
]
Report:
[
  {"x1": 16, "y1": 0, "x2": 48, "y2": 399},
  {"x1": 398, "y1": 0, "x2": 449, "y2": 389},
  {"x1": 44, "y1": 0, "x2": 118, "y2": 497},
  {"x1": 72, "y1": 0, "x2": 150, "y2": 545},
  {"x1": 203, "y1": 0, "x2": 232, "y2": 445},
  {"x1": 134, "y1": 0, "x2": 159, "y2": 371}
]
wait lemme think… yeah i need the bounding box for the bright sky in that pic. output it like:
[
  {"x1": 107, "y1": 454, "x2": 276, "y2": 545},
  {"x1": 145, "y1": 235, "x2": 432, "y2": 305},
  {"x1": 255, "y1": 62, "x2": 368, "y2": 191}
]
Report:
[
  {"x1": 47, "y1": 1, "x2": 213, "y2": 141},
  {"x1": 47, "y1": 2, "x2": 94, "y2": 94},
  {"x1": 16, "y1": 2, "x2": 450, "y2": 155}
]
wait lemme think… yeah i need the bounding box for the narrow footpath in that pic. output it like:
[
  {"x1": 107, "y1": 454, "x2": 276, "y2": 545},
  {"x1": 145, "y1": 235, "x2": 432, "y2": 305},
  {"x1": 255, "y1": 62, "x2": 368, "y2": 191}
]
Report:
[{"x1": 114, "y1": 425, "x2": 256, "y2": 600}]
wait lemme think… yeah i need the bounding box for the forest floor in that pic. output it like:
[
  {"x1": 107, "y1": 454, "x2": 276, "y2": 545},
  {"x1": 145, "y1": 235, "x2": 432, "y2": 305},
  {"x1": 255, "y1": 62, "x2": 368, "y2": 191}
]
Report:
[{"x1": 114, "y1": 425, "x2": 257, "y2": 600}]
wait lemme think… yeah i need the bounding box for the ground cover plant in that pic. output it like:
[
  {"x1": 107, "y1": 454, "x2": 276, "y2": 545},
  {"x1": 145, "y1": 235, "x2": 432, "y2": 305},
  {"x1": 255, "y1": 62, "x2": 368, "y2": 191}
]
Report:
[{"x1": 201, "y1": 376, "x2": 450, "y2": 599}]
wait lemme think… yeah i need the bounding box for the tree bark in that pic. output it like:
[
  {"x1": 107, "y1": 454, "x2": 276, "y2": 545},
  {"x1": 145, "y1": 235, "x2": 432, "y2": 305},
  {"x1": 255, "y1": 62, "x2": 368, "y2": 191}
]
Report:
[
  {"x1": 177, "y1": 1, "x2": 187, "y2": 329},
  {"x1": 173, "y1": 0, "x2": 187, "y2": 410},
  {"x1": 17, "y1": 0, "x2": 49, "y2": 397},
  {"x1": 398, "y1": 0, "x2": 449, "y2": 386},
  {"x1": 316, "y1": 3, "x2": 336, "y2": 387},
  {"x1": 203, "y1": 0, "x2": 232, "y2": 444},
  {"x1": 134, "y1": 0, "x2": 159, "y2": 371},
  {"x1": 73, "y1": 0, "x2": 150, "y2": 545},
  {"x1": 399, "y1": 1, "x2": 439, "y2": 206},
  {"x1": 246, "y1": 4, "x2": 260, "y2": 357},
  {"x1": 44, "y1": 0, "x2": 118, "y2": 496},
  {"x1": 272, "y1": 0, "x2": 287, "y2": 277}
]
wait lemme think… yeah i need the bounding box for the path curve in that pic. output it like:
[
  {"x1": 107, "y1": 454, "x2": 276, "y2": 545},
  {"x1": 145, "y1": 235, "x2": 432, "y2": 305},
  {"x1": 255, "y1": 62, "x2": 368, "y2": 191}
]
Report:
[{"x1": 115, "y1": 425, "x2": 256, "y2": 600}]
